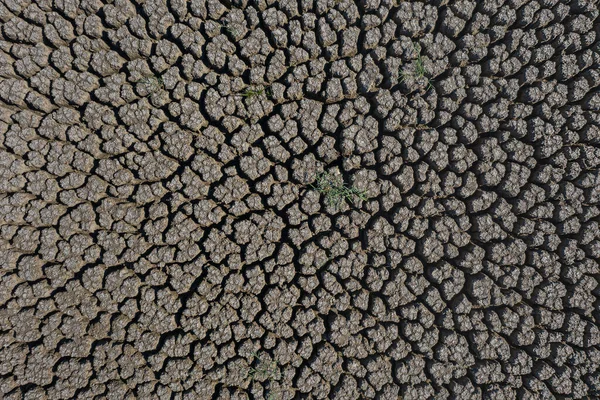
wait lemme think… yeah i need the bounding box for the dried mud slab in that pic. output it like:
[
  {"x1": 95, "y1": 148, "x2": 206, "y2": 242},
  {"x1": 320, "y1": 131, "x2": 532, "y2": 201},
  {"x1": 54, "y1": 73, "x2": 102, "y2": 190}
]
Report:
[{"x1": 1, "y1": 0, "x2": 600, "y2": 399}]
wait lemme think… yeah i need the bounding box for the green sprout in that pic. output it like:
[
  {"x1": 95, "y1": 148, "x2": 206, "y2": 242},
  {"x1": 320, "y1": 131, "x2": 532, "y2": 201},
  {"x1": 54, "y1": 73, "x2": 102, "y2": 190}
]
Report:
[
  {"x1": 249, "y1": 352, "x2": 281, "y2": 400},
  {"x1": 136, "y1": 76, "x2": 164, "y2": 93},
  {"x1": 238, "y1": 85, "x2": 272, "y2": 103},
  {"x1": 413, "y1": 43, "x2": 428, "y2": 78},
  {"x1": 399, "y1": 42, "x2": 433, "y2": 92},
  {"x1": 311, "y1": 172, "x2": 368, "y2": 208},
  {"x1": 241, "y1": 86, "x2": 265, "y2": 98}
]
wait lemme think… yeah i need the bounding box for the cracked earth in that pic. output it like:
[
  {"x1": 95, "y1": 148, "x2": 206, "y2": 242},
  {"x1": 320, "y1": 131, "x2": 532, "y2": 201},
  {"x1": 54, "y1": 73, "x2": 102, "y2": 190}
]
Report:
[{"x1": 1, "y1": 0, "x2": 600, "y2": 398}]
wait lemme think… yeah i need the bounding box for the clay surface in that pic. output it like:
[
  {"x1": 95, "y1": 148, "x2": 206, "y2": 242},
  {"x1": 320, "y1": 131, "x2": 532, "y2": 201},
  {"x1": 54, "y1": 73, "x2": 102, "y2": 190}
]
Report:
[{"x1": 1, "y1": 0, "x2": 600, "y2": 399}]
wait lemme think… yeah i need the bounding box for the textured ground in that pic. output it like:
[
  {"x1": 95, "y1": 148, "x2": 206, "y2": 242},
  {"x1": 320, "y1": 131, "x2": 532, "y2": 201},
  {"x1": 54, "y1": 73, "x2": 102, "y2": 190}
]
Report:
[{"x1": 1, "y1": 0, "x2": 600, "y2": 398}]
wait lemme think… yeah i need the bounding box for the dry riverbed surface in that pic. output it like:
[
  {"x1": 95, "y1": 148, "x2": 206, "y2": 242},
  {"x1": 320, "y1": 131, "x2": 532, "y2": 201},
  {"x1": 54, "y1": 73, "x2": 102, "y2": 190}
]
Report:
[{"x1": 1, "y1": 0, "x2": 600, "y2": 398}]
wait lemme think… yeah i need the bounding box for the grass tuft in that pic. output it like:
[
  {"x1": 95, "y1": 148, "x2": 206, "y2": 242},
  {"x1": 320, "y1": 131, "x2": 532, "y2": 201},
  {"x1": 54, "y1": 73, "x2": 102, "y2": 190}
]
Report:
[
  {"x1": 399, "y1": 42, "x2": 433, "y2": 92},
  {"x1": 238, "y1": 85, "x2": 272, "y2": 103},
  {"x1": 136, "y1": 76, "x2": 164, "y2": 93},
  {"x1": 413, "y1": 43, "x2": 428, "y2": 78},
  {"x1": 241, "y1": 86, "x2": 266, "y2": 98},
  {"x1": 311, "y1": 172, "x2": 367, "y2": 208}
]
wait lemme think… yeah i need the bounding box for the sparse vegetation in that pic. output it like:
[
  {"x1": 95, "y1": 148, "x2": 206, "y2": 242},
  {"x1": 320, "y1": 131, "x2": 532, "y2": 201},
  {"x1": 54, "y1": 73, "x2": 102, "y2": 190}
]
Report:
[
  {"x1": 399, "y1": 42, "x2": 433, "y2": 92},
  {"x1": 311, "y1": 172, "x2": 368, "y2": 208},
  {"x1": 242, "y1": 87, "x2": 264, "y2": 97},
  {"x1": 136, "y1": 76, "x2": 164, "y2": 93},
  {"x1": 9, "y1": 1, "x2": 600, "y2": 398},
  {"x1": 241, "y1": 86, "x2": 266, "y2": 98},
  {"x1": 249, "y1": 352, "x2": 281, "y2": 400},
  {"x1": 238, "y1": 85, "x2": 272, "y2": 102},
  {"x1": 413, "y1": 43, "x2": 428, "y2": 79}
]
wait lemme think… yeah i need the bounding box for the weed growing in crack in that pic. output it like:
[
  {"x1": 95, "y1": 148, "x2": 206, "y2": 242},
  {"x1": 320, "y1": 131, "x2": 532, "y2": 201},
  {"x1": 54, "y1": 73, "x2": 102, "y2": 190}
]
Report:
[
  {"x1": 399, "y1": 42, "x2": 433, "y2": 92},
  {"x1": 311, "y1": 172, "x2": 367, "y2": 209},
  {"x1": 249, "y1": 352, "x2": 281, "y2": 400},
  {"x1": 237, "y1": 85, "x2": 273, "y2": 105},
  {"x1": 413, "y1": 43, "x2": 428, "y2": 79},
  {"x1": 243, "y1": 87, "x2": 263, "y2": 97},
  {"x1": 241, "y1": 86, "x2": 269, "y2": 98},
  {"x1": 136, "y1": 75, "x2": 164, "y2": 93}
]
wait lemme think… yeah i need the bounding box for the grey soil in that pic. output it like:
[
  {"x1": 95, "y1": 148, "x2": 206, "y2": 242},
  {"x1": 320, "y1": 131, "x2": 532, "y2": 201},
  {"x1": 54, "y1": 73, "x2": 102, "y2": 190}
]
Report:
[{"x1": 1, "y1": 0, "x2": 600, "y2": 399}]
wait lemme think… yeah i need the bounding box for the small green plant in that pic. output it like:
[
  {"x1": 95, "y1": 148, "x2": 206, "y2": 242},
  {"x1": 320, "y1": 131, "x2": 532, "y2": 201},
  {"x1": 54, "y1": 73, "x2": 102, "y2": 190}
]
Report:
[
  {"x1": 249, "y1": 352, "x2": 281, "y2": 400},
  {"x1": 238, "y1": 85, "x2": 272, "y2": 102},
  {"x1": 249, "y1": 353, "x2": 280, "y2": 381},
  {"x1": 136, "y1": 76, "x2": 164, "y2": 93},
  {"x1": 413, "y1": 43, "x2": 428, "y2": 78},
  {"x1": 242, "y1": 86, "x2": 265, "y2": 98},
  {"x1": 311, "y1": 172, "x2": 367, "y2": 208},
  {"x1": 399, "y1": 42, "x2": 433, "y2": 92}
]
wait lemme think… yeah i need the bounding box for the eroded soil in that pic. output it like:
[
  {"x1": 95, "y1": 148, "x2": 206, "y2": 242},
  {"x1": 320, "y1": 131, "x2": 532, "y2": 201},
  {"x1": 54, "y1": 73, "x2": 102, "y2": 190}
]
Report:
[{"x1": 1, "y1": 0, "x2": 600, "y2": 398}]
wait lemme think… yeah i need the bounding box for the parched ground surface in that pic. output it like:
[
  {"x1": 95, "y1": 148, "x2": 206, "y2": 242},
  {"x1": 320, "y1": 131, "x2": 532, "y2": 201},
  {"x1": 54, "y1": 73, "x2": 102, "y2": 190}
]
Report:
[{"x1": 1, "y1": 0, "x2": 600, "y2": 398}]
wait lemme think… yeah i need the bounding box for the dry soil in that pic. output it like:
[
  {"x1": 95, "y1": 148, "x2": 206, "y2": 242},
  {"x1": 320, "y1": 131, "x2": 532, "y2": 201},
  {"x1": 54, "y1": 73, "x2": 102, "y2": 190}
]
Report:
[{"x1": 1, "y1": 0, "x2": 600, "y2": 399}]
